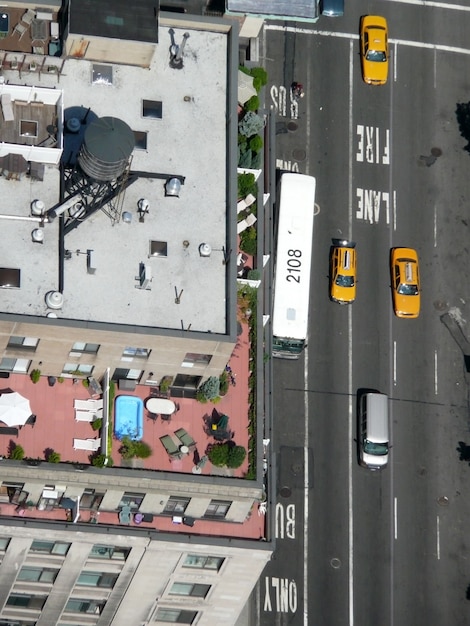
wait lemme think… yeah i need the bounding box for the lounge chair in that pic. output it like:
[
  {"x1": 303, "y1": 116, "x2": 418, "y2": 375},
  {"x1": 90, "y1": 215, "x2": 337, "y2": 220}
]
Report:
[
  {"x1": 75, "y1": 410, "x2": 94, "y2": 422},
  {"x1": 73, "y1": 438, "x2": 101, "y2": 451},
  {"x1": 1, "y1": 94, "x2": 14, "y2": 122},
  {"x1": 237, "y1": 193, "x2": 256, "y2": 213},
  {"x1": 237, "y1": 213, "x2": 257, "y2": 235},
  {"x1": 21, "y1": 9, "x2": 36, "y2": 26},
  {"x1": 160, "y1": 435, "x2": 182, "y2": 459},
  {"x1": 174, "y1": 428, "x2": 196, "y2": 451},
  {"x1": 74, "y1": 398, "x2": 103, "y2": 411},
  {"x1": 12, "y1": 22, "x2": 27, "y2": 39}
]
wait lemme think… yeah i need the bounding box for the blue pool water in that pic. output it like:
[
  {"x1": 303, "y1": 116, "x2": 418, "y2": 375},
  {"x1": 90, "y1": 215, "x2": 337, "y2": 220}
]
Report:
[{"x1": 114, "y1": 395, "x2": 143, "y2": 441}]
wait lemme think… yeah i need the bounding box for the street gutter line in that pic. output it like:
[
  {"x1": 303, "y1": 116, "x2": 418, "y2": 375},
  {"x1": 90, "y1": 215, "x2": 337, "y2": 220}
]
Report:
[
  {"x1": 304, "y1": 348, "x2": 309, "y2": 626},
  {"x1": 436, "y1": 516, "x2": 440, "y2": 559},
  {"x1": 434, "y1": 204, "x2": 437, "y2": 247},
  {"x1": 348, "y1": 38, "x2": 354, "y2": 626},
  {"x1": 394, "y1": 497, "x2": 398, "y2": 540},
  {"x1": 393, "y1": 341, "x2": 397, "y2": 386},
  {"x1": 434, "y1": 350, "x2": 438, "y2": 395}
]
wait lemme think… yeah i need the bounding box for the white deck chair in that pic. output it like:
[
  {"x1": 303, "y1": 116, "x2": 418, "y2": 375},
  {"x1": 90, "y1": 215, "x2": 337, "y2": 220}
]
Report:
[
  {"x1": 21, "y1": 9, "x2": 36, "y2": 26},
  {"x1": 75, "y1": 411, "x2": 94, "y2": 422},
  {"x1": 73, "y1": 438, "x2": 101, "y2": 451},
  {"x1": 74, "y1": 398, "x2": 103, "y2": 411},
  {"x1": 1, "y1": 94, "x2": 14, "y2": 122},
  {"x1": 237, "y1": 193, "x2": 256, "y2": 214},
  {"x1": 245, "y1": 213, "x2": 257, "y2": 228},
  {"x1": 12, "y1": 22, "x2": 27, "y2": 39}
]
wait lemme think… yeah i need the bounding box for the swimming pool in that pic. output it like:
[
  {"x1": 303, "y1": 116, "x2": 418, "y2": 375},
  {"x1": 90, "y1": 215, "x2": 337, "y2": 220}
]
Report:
[{"x1": 114, "y1": 395, "x2": 143, "y2": 441}]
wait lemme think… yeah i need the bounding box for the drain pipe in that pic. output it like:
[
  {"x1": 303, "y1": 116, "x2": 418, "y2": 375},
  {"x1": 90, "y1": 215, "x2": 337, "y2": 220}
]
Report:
[{"x1": 0, "y1": 214, "x2": 49, "y2": 223}]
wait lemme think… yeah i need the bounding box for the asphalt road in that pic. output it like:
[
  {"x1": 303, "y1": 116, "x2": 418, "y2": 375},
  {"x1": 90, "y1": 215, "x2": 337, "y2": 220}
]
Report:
[{"x1": 258, "y1": 4, "x2": 470, "y2": 625}]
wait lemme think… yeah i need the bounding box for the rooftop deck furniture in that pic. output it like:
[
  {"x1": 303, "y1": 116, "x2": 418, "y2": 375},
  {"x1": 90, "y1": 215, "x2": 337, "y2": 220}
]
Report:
[
  {"x1": 21, "y1": 9, "x2": 36, "y2": 26},
  {"x1": 119, "y1": 505, "x2": 131, "y2": 525},
  {"x1": 73, "y1": 438, "x2": 101, "y2": 451},
  {"x1": 174, "y1": 428, "x2": 196, "y2": 452},
  {"x1": 160, "y1": 434, "x2": 182, "y2": 459},
  {"x1": 145, "y1": 397, "x2": 176, "y2": 415},
  {"x1": 237, "y1": 213, "x2": 257, "y2": 235},
  {"x1": 74, "y1": 398, "x2": 103, "y2": 411},
  {"x1": 0, "y1": 426, "x2": 18, "y2": 436},
  {"x1": 75, "y1": 410, "x2": 94, "y2": 422},
  {"x1": 1, "y1": 94, "x2": 14, "y2": 122},
  {"x1": 237, "y1": 193, "x2": 256, "y2": 213},
  {"x1": 12, "y1": 21, "x2": 27, "y2": 39}
]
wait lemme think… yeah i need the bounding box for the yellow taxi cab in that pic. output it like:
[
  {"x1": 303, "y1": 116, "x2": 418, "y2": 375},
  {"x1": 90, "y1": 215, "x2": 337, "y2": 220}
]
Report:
[
  {"x1": 330, "y1": 240, "x2": 357, "y2": 304},
  {"x1": 360, "y1": 15, "x2": 389, "y2": 85},
  {"x1": 390, "y1": 248, "x2": 420, "y2": 318}
]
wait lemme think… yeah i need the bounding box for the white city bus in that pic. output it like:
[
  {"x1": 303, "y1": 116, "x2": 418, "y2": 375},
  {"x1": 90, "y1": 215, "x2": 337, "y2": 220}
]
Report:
[{"x1": 272, "y1": 173, "x2": 316, "y2": 359}]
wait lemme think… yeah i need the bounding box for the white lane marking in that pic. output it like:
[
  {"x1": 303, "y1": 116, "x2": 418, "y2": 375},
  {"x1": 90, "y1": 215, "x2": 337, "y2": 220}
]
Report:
[
  {"x1": 434, "y1": 350, "x2": 438, "y2": 395},
  {"x1": 348, "y1": 39, "x2": 354, "y2": 626},
  {"x1": 304, "y1": 348, "x2": 309, "y2": 626},
  {"x1": 434, "y1": 203, "x2": 437, "y2": 247},
  {"x1": 393, "y1": 341, "x2": 397, "y2": 386},
  {"x1": 393, "y1": 42, "x2": 397, "y2": 83},
  {"x1": 394, "y1": 497, "x2": 398, "y2": 540},
  {"x1": 437, "y1": 516, "x2": 440, "y2": 559},
  {"x1": 265, "y1": 24, "x2": 470, "y2": 56},
  {"x1": 393, "y1": 190, "x2": 397, "y2": 231}
]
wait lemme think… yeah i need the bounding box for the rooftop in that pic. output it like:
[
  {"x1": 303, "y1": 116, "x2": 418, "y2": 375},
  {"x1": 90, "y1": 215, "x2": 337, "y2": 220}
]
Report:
[{"x1": 0, "y1": 20, "x2": 234, "y2": 334}]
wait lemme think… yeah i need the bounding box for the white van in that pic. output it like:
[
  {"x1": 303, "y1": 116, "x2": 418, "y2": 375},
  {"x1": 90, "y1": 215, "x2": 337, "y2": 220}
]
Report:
[{"x1": 357, "y1": 391, "x2": 389, "y2": 470}]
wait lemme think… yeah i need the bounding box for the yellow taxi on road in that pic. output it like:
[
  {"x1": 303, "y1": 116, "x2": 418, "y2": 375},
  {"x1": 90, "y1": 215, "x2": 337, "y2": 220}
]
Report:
[
  {"x1": 360, "y1": 15, "x2": 389, "y2": 85},
  {"x1": 330, "y1": 240, "x2": 357, "y2": 304},
  {"x1": 390, "y1": 248, "x2": 420, "y2": 318}
]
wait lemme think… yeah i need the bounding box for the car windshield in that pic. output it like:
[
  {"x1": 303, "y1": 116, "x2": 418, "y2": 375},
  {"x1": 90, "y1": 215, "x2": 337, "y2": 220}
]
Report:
[
  {"x1": 366, "y1": 49, "x2": 386, "y2": 62},
  {"x1": 397, "y1": 283, "x2": 418, "y2": 296},
  {"x1": 335, "y1": 275, "x2": 354, "y2": 287},
  {"x1": 364, "y1": 440, "x2": 388, "y2": 456}
]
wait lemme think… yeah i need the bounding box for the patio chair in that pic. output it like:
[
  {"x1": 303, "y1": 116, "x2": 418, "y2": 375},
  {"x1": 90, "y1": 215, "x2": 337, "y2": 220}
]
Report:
[
  {"x1": 237, "y1": 193, "x2": 256, "y2": 214},
  {"x1": 119, "y1": 505, "x2": 131, "y2": 525},
  {"x1": 174, "y1": 428, "x2": 196, "y2": 452},
  {"x1": 73, "y1": 438, "x2": 101, "y2": 451},
  {"x1": 21, "y1": 9, "x2": 36, "y2": 26},
  {"x1": 237, "y1": 214, "x2": 257, "y2": 235},
  {"x1": 160, "y1": 435, "x2": 182, "y2": 459},
  {"x1": 12, "y1": 22, "x2": 27, "y2": 39},
  {"x1": 75, "y1": 410, "x2": 94, "y2": 422},
  {"x1": 74, "y1": 398, "x2": 103, "y2": 411}
]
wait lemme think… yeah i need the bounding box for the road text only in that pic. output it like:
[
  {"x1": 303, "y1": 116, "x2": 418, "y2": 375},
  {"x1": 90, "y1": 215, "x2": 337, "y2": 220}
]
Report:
[{"x1": 264, "y1": 577, "x2": 298, "y2": 613}]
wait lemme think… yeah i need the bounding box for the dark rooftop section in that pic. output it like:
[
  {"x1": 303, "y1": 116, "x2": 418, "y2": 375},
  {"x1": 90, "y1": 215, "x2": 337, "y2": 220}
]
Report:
[
  {"x1": 69, "y1": 0, "x2": 159, "y2": 43},
  {"x1": 226, "y1": 0, "x2": 319, "y2": 20}
]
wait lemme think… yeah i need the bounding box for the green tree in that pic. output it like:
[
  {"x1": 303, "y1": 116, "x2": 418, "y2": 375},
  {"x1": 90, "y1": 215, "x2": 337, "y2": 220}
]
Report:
[
  {"x1": 227, "y1": 445, "x2": 246, "y2": 469},
  {"x1": 207, "y1": 443, "x2": 230, "y2": 467}
]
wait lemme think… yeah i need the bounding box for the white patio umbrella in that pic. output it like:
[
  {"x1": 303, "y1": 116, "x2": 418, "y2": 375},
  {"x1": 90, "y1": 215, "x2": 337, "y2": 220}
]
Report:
[
  {"x1": 238, "y1": 70, "x2": 257, "y2": 105},
  {"x1": 0, "y1": 391, "x2": 32, "y2": 427}
]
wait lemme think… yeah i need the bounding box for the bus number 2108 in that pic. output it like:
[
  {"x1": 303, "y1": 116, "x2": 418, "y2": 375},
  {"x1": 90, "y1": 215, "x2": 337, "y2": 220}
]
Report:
[{"x1": 286, "y1": 249, "x2": 302, "y2": 283}]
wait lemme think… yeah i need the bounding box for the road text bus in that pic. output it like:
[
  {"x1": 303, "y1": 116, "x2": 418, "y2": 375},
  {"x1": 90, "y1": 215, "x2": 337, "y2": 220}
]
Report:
[{"x1": 272, "y1": 173, "x2": 316, "y2": 359}]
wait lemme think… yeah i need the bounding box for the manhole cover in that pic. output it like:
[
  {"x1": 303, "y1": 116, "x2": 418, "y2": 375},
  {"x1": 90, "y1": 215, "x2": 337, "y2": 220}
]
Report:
[
  {"x1": 280, "y1": 486, "x2": 292, "y2": 498},
  {"x1": 292, "y1": 149, "x2": 307, "y2": 162},
  {"x1": 291, "y1": 462, "x2": 303, "y2": 474},
  {"x1": 438, "y1": 496, "x2": 449, "y2": 506},
  {"x1": 287, "y1": 121, "x2": 298, "y2": 132},
  {"x1": 433, "y1": 300, "x2": 448, "y2": 311},
  {"x1": 431, "y1": 147, "x2": 442, "y2": 157},
  {"x1": 330, "y1": 558, "x2": 341, "y2": 569}
]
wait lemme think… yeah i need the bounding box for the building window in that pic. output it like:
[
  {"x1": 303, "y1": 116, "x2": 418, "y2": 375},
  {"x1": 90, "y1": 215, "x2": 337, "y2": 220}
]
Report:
[
  {"x1": 171, "y1": 374, "x2": 202, "y2": 399},
  {"x1": 6, "y1": 594, "x2": 47, "y2": 609},
  {"x1": 133, "y1": 130, "x2": 148, "y2": 150},
  {"x1": 204, "y1": 500, "x2": 231, "y2": 519},
  {"x1": 30, "y1": 540, "x2": 70, "y2": 555},
  {"x1": 80, "y1": 489, "x2": 104, "y2": 510},
  {"x1": 170, "y1": 582, "x2": 211, "y2": 598},
  {"x1": 17, "y1": 567, "x2": 58, "y2": 583},
  {"x1": 181, "y1": 353, "x2": 212, "y2": 367},
  {"x1": 154, "y1": 609, "x2": 198, "y2": 624},
  {"x1": 0, "y1": 537, "x2": 10, "y2": 551},
  {"x1": 65, "y1": 598, "x2": 105, "y2": 614},
  {"x1": 76, "y1": 571, "x2": 118, "y2": 588},
  {"x1": 92, "y1": 63, "x2": 113, "y2": 85},
  {"x1": 7, "y1": 336, "x2": 39, "y2": 351},
  {"x1": 149, "y1": 240, "x2": 168, "y2": 257},
  {"x1": 183, "y1": 554, "x2": 224, "y2": 571},
  {"x1": 111, "y1": 368, "x2": 143, "y2": 382},
  {"x1": 122, "y1": 347, "x2": 150, "y2": 359},
  {"x1": 90, "y1": 545, "x2": 130, "y2": 561},
  {"x1": 62, "y1": 363, "x2": 94, "y2": 375},
  {"x1": 0, "y1": 358, "x2": 30, "y2": 373},
  {"x1": 70, "y1": 342, "x2": 100, "y2": 355},
  {"x1": 142, "y1": 99, "x2": 162, "y2": 119},
  {"x1": 163, "y1": 496, "x2": 190, "y2": 515},
  {"x1": 119, "y1": 492, "x2": 144, "y2": 510}
]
